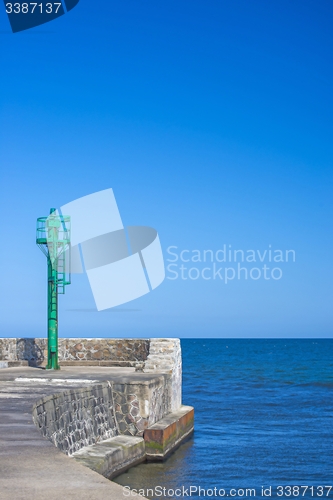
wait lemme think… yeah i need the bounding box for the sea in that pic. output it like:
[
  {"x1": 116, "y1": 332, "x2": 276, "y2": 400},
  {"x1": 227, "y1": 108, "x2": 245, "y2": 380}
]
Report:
[{"x1": 114, "y1": 339, "x2": 333, "y2": 499}]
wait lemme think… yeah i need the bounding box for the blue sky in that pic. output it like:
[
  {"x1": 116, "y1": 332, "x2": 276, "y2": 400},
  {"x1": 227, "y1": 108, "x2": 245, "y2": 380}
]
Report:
[{"x1": 0, "y1": 0, "x2": 332, "y2": 338}]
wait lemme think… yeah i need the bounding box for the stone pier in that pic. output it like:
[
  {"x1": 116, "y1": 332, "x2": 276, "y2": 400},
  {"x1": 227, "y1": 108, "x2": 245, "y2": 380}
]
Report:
[{"x1": 0, "y1": 338, "x2": 194, "y2": 499}]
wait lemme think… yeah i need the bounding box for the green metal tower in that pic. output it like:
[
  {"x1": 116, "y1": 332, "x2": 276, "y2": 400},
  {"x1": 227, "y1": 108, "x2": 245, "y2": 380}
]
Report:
[{"x1": 36, "y1": 209, "x2": 71, "y2": 370}]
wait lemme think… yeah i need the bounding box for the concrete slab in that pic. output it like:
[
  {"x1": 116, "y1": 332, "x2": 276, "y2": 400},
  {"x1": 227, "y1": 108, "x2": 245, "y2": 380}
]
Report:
[{"x1": 0, "y1": 365, "x2": 161, "y2": 382}]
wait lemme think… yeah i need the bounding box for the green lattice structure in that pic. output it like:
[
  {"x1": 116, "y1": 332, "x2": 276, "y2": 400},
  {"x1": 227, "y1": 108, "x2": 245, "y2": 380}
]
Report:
[{"x1": 36, "y1": 209, "x2": 71, "y2": 370}]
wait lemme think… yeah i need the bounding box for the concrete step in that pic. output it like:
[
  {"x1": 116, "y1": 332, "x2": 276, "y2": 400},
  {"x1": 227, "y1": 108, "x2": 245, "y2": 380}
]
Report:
[
  {"x1": 71, "y1": 435, "x2": 146, "y2": 479},
  {"x1": 144, "y1": 405, "x2": 194, "y2": 460}
]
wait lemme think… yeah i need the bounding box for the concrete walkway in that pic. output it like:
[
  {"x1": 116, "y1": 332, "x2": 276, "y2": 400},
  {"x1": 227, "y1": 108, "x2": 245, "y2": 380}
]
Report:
[{"x1": 0, "y1": 366, "x2": 152, "y2": 499}]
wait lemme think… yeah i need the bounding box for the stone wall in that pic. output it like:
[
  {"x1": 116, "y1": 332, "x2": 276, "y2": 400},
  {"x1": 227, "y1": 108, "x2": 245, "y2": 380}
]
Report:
[
  {"x1": 32, "y1": 375, "x2": 172, "y2": 456},
  {"x1": 0, "y1": 338, "x2": 47, "y2": 365},
  {"x1": 0, "y1": 338, "x2": 149, "y2": 367},
  {"x1": 113, "y1": 375, "x2": 171, "y2": 436},
  {"x1": 144, "y1": 339, "x2": 182, "y2": 411},
  {"x1": 32, "y1": 383, "x2": 118, "y2": 455}
]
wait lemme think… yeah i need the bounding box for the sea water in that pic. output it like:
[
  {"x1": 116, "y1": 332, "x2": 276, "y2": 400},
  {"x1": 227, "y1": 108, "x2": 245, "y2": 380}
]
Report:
[{"x1": 114, "y1": 339, "x2": 333, "y2": 499}]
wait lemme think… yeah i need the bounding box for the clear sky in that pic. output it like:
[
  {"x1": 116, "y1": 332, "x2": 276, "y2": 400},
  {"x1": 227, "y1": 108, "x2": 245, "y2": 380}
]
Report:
[{"x1": 0, "y1": 0, "x2": 332, "y2": 338}]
